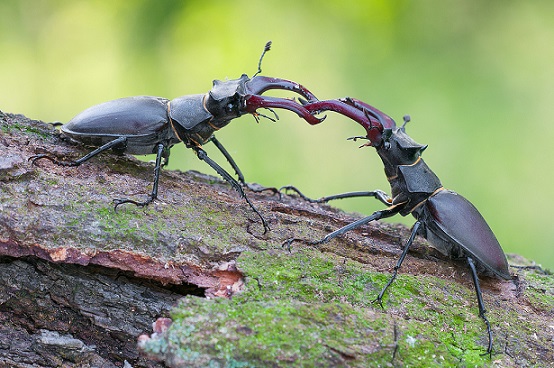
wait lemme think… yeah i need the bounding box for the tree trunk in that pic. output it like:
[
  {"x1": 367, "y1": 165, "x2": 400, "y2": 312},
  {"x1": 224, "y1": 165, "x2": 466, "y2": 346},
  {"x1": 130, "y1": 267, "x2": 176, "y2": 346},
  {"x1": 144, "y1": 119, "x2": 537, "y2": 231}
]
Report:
[{"x1": 1, "y1": 111, "x2": 552, "y2": 367}]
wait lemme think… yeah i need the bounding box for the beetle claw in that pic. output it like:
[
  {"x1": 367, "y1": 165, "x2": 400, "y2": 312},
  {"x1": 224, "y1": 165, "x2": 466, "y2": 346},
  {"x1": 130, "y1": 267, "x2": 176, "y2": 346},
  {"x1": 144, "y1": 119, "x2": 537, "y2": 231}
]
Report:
[
  {"x1": 29, "y1": 153, "x2": 78, "y2": 167},
  {"x1": 371, "y1": 297, "x2": 386, "y2": 310},
  {"x1": 282, "y1": 238, "x2": 295, "y2": 252},
  {"x1": 28, "y1": 154, "x2": 49, "y2": 165},
  {"x1": 245, "y1": 183, "x2": 282, "y2": 199},
  {"x1": 113, "y1": 196, "x2": 155, "y2": 210},
  {"x1": 279, "y1": 185, "x2": 323, "y2": 203}
]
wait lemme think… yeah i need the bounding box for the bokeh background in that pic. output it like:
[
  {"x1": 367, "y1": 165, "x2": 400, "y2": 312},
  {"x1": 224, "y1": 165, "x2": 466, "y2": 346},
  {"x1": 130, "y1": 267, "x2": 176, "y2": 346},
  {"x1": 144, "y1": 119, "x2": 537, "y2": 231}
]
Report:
[{"x1": 1, "y1": 1, "x2": 552, "y2": 270}]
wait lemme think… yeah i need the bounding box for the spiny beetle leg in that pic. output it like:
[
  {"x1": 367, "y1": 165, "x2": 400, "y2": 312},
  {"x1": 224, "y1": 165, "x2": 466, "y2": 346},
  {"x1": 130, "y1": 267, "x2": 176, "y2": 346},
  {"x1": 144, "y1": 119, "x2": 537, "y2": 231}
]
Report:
[
  {"x1": 321, "y1": 190, "x2": 392, "y2": 206},
  {"x1": 372, "y1": 221, "x2": 421, "y2": 308},
  {"x1": 112, "y1": 143, "x2": 165, "y2": 210},
  {"x1": 279, "y1": 185, "x2": 320, "y2": 203},
  {"x1": 280, "y1": 185, "x2": 392, "y2": 206},
  {"x1": 30, "y1": 136, "x2": 128, "y2": 168},
  {"x1": 194, "y1": 147, "x2": 270, "y2": 234},
  {"x1": 208, "y1": 135, "x2": 246, "y2": 183},
  {"x1": 319, "y1": 207, "x2": 400, "y2": 244},
  {"x1": 209, "y1": 136, "x2": 281, "y2": 198},
  {"x1": 467, "y1": 257, "x2": 494, "y2": 357},
  {"x1": 282, "y1": 206, "x2": 401, "y2": 252}
]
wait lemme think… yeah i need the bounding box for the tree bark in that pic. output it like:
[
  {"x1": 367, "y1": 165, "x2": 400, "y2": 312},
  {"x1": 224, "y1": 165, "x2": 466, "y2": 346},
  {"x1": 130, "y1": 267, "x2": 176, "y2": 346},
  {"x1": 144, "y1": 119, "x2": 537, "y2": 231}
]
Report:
[{"x1": 1, "y1": 111, "x2": 552, "y2": 367}]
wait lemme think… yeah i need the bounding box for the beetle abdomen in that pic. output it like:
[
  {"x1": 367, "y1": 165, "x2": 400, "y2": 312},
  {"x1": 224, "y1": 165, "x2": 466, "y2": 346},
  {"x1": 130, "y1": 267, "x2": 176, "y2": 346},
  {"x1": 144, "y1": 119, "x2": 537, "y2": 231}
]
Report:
[
  {"x1": 421, "y1": 189, "x2": 510, "y2": 279},
  {"x1": 62, "y1": 96, "x2": 173, "y2": 154}
]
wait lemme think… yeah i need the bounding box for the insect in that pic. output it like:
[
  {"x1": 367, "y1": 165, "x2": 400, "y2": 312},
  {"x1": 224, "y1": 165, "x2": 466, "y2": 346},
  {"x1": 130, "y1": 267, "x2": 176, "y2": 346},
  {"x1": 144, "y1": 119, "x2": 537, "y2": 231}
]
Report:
[
  {"x1": 283, "y1": 97, "x2": 510, "y2": 355},
  {"x1": 30, "y1": 42, "x2": 321, "y2": 233}
]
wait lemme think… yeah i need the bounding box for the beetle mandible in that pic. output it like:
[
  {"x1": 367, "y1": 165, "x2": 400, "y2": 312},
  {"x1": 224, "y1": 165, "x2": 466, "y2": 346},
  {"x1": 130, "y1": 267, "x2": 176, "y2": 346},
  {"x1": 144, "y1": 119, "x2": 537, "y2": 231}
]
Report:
[
  {"x1": 283, "y1": 97, "x2": 511, "y2": 355},
  {"x1": 30, "y1": 42, "x2": 322, "y2": 233}
]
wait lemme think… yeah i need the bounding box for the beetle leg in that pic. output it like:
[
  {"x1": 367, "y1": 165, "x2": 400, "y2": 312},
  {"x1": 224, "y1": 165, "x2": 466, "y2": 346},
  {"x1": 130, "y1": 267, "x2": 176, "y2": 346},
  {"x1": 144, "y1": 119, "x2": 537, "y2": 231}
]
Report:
[
  {"x1": 282, "y1": 204, "x2": 402, "y2": 251},
  {"x1": 113, "y1": 143, "x2": 165, "y2": 209},
  {"x1": 193, "y1": 147, "x2": 270, "y2": 234},
  {"x1": 208, "y1": 136, "x2": 246, "y2": 183},
  {"x1": 321, "y1": 205, "x2": 402, "y2": 244},
  {"x1": 373, "y1": 221, "x2": 422, "y2": 308},
  {"x1": 280, "y1": 185, "x2": 392, "y2": 206},
  {"x1": 467, "y1": 257, "x2": 494, "y2": 356},
  {"x1": 161, "y1": 146, "x2": 171, "y2": 167},
  {"x1": 208, "y1": 136, "x2": 281, "y2": 197},
  {"x1": 29, "y1": 136, "x2": 128, "y2": 167}
]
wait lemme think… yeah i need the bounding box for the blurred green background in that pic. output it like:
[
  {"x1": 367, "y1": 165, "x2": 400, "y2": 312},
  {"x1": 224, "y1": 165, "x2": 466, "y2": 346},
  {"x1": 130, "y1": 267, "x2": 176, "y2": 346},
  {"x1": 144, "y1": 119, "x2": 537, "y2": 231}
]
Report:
[{"x1": 1, "y1": 1, "x2": 552, "y2": 270}]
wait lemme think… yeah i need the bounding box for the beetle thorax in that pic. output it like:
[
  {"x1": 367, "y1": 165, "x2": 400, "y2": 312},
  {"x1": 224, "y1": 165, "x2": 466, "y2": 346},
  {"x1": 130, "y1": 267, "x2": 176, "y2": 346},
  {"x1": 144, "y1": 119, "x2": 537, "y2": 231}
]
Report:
[
  {"x1": 377, "y1": 128, "x2": 426, "y2": 178},
  {"x1": 377, "y1": 128, "x2": 441, "y2": 214}
]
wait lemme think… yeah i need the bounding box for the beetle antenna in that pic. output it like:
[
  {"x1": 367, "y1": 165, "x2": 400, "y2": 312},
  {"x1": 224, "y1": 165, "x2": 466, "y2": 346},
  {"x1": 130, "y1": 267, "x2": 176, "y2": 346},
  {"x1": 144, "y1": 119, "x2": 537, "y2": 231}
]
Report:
[
  {"x1": 253, "y1": 41, "x2": 272, "y2": 77},
  {"x1": 401, "y1": 115, "x2": 411, "y2": 131}
]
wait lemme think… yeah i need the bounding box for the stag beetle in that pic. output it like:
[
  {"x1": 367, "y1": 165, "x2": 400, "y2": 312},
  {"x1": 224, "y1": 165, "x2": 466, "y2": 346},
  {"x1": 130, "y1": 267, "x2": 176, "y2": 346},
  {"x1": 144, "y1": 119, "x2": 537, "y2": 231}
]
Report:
[
  {"x1": 30, "y1": 42, "x2": 321, "y2": 233},
  {"x1": 283, "y1": 97, "x2": 510, "y2": 355}
]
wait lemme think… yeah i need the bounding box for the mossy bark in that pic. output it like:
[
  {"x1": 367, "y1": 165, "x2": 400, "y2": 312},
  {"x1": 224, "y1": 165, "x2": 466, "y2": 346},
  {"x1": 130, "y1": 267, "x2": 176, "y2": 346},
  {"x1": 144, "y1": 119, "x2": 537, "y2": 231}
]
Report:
[{"x1": 1, "y1": 111, "x2": 552, "y2": 367}]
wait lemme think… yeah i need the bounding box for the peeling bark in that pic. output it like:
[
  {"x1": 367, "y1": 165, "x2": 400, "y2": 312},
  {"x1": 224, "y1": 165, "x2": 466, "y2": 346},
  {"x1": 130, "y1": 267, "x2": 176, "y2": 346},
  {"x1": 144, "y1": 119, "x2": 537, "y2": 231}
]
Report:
[{"x1": 1, "y1": 112, "x2": 553, "y2": 367}]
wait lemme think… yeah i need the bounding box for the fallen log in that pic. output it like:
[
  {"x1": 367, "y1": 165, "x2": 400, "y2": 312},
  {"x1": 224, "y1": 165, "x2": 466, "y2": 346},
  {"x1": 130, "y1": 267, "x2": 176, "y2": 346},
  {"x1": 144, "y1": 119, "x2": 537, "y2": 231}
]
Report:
[{"x1": 1, "y1": 111, "x2": 552, "y2": 367}]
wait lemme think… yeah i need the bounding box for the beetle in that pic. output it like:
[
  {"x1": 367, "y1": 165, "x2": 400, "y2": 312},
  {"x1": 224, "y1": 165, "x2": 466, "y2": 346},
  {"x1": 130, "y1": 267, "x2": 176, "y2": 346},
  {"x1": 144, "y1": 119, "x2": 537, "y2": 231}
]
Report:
[
  {"x1": 283, "y1": 97, "x2": 510, "y2": 355},
  {"x1": 30, "y1": 42, "x2": 322, "y2": 233}
]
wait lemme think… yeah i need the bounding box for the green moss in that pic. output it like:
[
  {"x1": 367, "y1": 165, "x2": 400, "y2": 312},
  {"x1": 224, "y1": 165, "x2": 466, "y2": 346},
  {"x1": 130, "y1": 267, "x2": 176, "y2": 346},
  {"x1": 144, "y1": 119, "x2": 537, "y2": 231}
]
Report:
[
  {"x1": 95, "y1": 206, "x2": 139, "y2": 236},
  {"x1": 2, "y1": 120, "x2": 53, "y2": 139},
  {"x1": 67, "y1": 188, "x2": 246, "y2": 258},
  {"x1": 142, "y1": 247, "x2": 505, "y2": 367},
  {"x1": 159, "y1": 296, "x2": 392, "y2": 367},
  {"x1": 520, "y1": 269, "x2": 554, "y2": 313}
]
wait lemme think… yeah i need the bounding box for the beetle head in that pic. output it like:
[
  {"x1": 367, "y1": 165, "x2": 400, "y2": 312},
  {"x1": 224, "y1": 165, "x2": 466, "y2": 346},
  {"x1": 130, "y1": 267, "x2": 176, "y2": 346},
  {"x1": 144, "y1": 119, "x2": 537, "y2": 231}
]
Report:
[
  {"x1": 206, "y1": 74, "x2": 250, "y2": 124},
  {"x1": 379, "y1": 127, "x2": 427, "y2": 168}
]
